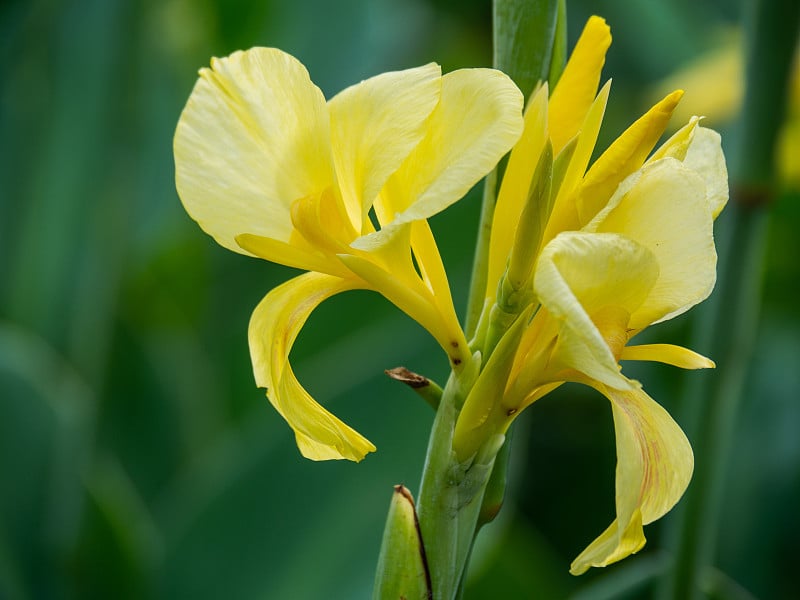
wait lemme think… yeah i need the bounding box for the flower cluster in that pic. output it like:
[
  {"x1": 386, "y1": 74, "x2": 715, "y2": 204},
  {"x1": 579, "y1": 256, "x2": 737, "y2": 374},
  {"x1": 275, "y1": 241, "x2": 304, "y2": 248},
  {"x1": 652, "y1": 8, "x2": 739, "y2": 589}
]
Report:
[{"x1": 174, "y1": 15, "x2": 727, "y2": 575}]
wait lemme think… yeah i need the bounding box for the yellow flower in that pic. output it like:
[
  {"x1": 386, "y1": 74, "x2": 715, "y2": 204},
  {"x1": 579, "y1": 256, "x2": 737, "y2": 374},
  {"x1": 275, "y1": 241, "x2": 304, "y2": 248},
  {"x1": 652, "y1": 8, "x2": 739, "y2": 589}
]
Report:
[
  {"x1": 174, "y1": 48, "x2": 523, "y2": 461},
  {"x1": 454, "y1": 17, "x2": 728, "y2": 574}
]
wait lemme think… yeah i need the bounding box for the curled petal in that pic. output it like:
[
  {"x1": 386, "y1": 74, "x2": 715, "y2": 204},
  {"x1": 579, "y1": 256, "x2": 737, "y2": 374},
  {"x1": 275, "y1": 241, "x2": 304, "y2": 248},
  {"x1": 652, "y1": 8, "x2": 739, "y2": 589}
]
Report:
[
  {"x1": 175, "y1": 48, "x2": 334, "y2": 253},
  {"x1": 571, "y1": 384, "x2": 693, "y2": 575},
  {"x1": 373, "y1": 68, "x2": 523, "y2": 235},
  {"x1": 249, "y1": 272, "x2": 375, "y2": 461},
  {"x1": 534, "y1": 232, "x2": 658, "y2": 389},
  {"x1": 651, "y1": 120, "x2": 728, "y2": 219},
  {"x1": 587, "y1": 158, "x2": 716, "y2": 327},
  {"x1": 328, "y1": 63, "x2": 443, "y2": 231},
  {"x1": 683, "y1": 127, "x2": 729, "y2": 219}
]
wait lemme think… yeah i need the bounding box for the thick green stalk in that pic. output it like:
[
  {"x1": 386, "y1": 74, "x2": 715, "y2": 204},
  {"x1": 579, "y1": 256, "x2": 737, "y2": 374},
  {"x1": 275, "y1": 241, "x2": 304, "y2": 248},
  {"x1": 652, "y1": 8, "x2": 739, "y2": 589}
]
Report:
[
  {"x1": 415, "y1": 367, "x2": 498, "y2": 600},
  {"x1": 659, "y1": 1, "x2": 800, "y2": 598}
]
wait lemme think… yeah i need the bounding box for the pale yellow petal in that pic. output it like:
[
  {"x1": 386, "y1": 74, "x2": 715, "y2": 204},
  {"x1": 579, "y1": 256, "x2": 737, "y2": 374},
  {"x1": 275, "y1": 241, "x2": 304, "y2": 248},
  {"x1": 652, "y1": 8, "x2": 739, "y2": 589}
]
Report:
[
  {"x1": 249, "y1": 272, "x2": 375, "y2": 461},
  {"x1": 534, "y1": 232, "x2": 658, "y2": 389},
  {"x1": 175, "y1": 48, "x2": 334, "y2": 253},
  {"x1": 650, "y1": 120, "x2": 728, "y2": 219},
  {"x1": 487, "y1": 84, "x2": 549, "y2": 300},
  {"x1": 683, "y1": 127, "x2": 729, "y2": 218},
  {"x1": 236, "y1": 233, "x2": 348, "y2": 277},
  {"x1": 587, "y1": 158, "x2": 716, "y2": 327},
  {"x1": 621, "y1": 344, "x2": 715, "y2": 369},
  {"x1": 328, "y1": 63, "x2": 442, "y2": 230},
  {"x1": 575, "y1": 90, "x2": 683, "y2": 226},
  {"x1": 549, "y1": 16, "x2": 612, "y2": 153},
  {"x1": 374, "y1": 68, "x2": 523, "y2": 233},
  {"x1": 570, "y1": 385, "x2": 693, "y2": 575}
]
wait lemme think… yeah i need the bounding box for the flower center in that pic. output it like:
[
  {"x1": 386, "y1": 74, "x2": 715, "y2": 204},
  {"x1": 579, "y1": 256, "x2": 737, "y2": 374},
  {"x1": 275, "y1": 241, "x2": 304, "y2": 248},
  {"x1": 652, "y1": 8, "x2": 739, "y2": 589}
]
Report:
[
  {"x1": 592, "y1": 305, "x2": 631, "y2": 362},
  {"x1": 290, "y1": 187, "x2": 359, "y2": 257}
]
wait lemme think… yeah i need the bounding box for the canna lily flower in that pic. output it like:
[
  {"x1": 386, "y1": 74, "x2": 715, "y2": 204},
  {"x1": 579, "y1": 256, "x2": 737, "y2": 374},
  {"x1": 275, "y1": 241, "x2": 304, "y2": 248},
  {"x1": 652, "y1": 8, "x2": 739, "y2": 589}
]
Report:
[
  {"x1": 454, "y1": 16, "x2": 728, "y2": 574},
  {"x1": 174, "y1": 48, "x2": 523, "y2": 462}
]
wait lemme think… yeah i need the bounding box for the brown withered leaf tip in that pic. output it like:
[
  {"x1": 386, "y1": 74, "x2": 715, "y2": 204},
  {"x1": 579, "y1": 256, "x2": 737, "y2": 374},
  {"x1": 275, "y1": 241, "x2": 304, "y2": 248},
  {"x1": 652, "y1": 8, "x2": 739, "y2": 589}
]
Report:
[{"x1": 385, "y1": 367, "x2": 429, "y2": 389}]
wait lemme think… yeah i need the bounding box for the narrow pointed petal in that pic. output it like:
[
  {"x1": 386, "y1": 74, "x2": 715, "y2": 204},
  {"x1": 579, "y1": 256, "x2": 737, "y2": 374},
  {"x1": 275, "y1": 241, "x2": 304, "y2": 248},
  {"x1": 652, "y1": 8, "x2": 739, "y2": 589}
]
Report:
[
  {"x1": 328, "y1": 63, "x2": 442, "y2": 230},
  {"x1": 249, "y1": 272, "x2": 375, "y2": 461},
  {"x1": 543, "y1": 81, "x2": 611, "y2": 241},
  {"x1": 649, "y1": 116, "x2": 700, "y2": 163},
  {"x1": 409, "y1": 221, "x2": 465, "y2": 348},
  {"x1": 337, "y1": 250, "x2": 468, "y2": 368},
  {"x1": 571, "y1": 385, "x2": 693, "y2": 575},
  {"x1": 587, "y1": 158, "x2": 716, "y2": 327},
  {"x1": 175, "y1": 48, "x2": 334, "y2": 253},
  {"x1": 487, "y1": 84, "x2": 549, "y2": 299},
  {"x1": 236, "y1": 233, "x2": 348, "y2": 276},
  {"x1": 374, "y1": 68, "x2": 523, "y2": 233},
  {"x1": 575, "y1": 90, "x2": 683, "y2": 225},
  {"x1": 534, "y1": 232, "x2": 658, "y2": 389},
  {"x1": 549, "y1": 16, "x2": 612, "y2": 153},
  {"x1": 621, "y1": 344, "x2": 715, "y2": 369}
]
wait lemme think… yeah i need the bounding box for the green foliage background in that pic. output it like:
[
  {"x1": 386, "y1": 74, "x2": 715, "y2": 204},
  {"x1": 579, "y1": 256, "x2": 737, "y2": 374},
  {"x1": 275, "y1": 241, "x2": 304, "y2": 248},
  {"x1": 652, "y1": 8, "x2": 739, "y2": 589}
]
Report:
[{"x1": 1, "y1": 0, "x2": 797, "y2": 598}]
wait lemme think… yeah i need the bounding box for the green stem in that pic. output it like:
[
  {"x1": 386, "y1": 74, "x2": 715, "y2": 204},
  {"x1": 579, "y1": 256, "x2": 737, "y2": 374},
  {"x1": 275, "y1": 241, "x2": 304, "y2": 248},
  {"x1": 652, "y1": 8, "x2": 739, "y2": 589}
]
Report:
[
  {"x1": 659, "y1": 1, "x2": 799, "y2": 598},
  {"x1": 465, "y1": 167, "x2": 501, "y2": 338},
  {"x1": 415, "y1": 370, "x2": 497, "y2": 600}
]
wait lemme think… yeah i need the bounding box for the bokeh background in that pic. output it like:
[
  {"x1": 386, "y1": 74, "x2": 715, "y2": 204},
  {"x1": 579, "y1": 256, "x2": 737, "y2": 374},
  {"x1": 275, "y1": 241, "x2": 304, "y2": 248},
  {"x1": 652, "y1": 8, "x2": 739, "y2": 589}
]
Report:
[{"x1": 1, "y1": 0, "x2": 798, "y2": 598}]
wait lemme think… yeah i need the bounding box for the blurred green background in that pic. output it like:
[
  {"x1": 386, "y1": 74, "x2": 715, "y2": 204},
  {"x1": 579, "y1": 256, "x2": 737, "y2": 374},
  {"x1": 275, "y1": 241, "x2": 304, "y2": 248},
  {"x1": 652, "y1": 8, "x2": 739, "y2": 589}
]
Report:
[{"x1": 1, "y1": 0, "x2": 798, "y2": 598}]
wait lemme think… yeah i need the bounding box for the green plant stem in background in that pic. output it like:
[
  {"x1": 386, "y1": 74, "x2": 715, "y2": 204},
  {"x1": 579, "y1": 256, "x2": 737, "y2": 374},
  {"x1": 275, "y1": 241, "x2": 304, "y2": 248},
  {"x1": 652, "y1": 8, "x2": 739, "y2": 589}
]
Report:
[{"x1": 658, "y1": 1, "x2": 800, "y2": 598}]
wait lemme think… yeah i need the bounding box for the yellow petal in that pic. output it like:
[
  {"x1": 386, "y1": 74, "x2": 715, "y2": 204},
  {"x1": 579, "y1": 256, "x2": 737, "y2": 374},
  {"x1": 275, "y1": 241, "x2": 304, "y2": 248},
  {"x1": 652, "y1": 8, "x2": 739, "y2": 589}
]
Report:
[
  {"x1": 374, "y1": 68, "x2": 523, "y2": 233},
  {"x1": 328, "y1": 63, "x2": 443, "y2": 231},
  {"x1": 587, "y1": 158, "x2": 716, "y2": 327},
  {"x1": 648, "y1": 116, "x2": 700, "y2": 163},
  {"x1": 543, "y1": 80, "x2": 611, "y2": 242},
  {"x1": 621, "y1": 344, "x2": 715, "y2": 369},
  {"x1": 549, "y1": 16, "x2": 612, "y2": 153},
  {"x1": 575, "y1": 90, "x2": 684, "y2": 225},
  {"x1": 337, "y1": 247, "x2": 469, "y2": 368},
  {"x1": 487, "y1": 84, "x2": 549, "y2": 301},
  {"x1": 571, "y1": 384, "x2": 693, "y2": 575},
  {"x1": 650, "y1": 121, "x2": 728, "y2": 219},
  {"x1": 236, "y1": 232, "x2": 348, "y2": 277},
  {"x1": 534, "y1": 232, "x2": 658, "y2": 389},
  {"x1": 409, "y1": 220, "x2": 465, "y2": 350},
  {"x1": 175, "y1": 48, "x2": 335, "y2": 254},
  {"x1": 683, "y1": 127, "x2": 729, "y2": 219},
  {"x1": 249, "y1": 272, "x2": 375, "y2": 461}
]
